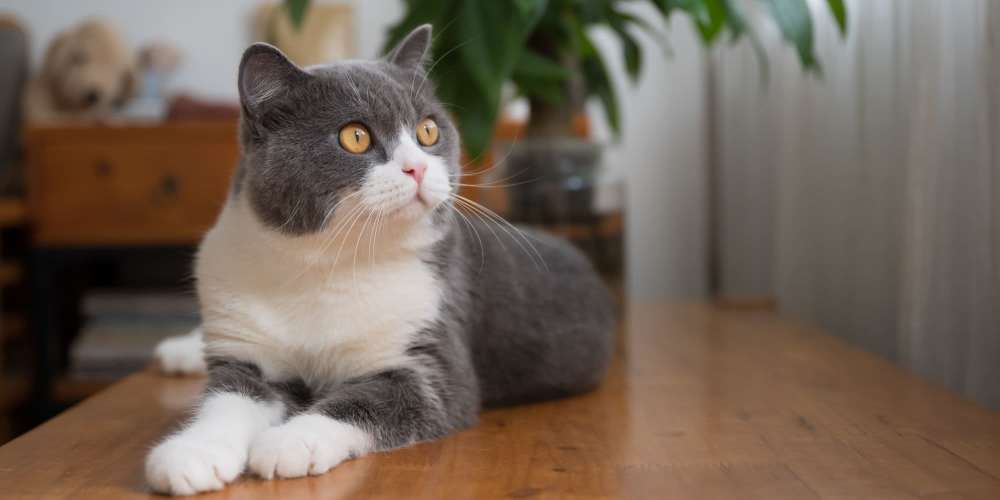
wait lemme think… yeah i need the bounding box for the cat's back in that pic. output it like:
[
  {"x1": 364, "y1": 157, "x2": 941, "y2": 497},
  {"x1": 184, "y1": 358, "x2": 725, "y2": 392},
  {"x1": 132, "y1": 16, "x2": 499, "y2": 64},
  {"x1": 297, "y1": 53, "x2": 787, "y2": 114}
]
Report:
[{"x1": 450, "y1": 217, "x2": 616, "y2": 406}]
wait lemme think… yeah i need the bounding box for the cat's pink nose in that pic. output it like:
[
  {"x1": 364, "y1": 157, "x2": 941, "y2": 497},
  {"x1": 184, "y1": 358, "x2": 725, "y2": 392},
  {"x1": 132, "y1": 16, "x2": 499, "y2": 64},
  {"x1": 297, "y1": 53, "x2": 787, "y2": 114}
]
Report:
[{"x1": 402, "y1": 161, "x2": 427, "y2": 185}]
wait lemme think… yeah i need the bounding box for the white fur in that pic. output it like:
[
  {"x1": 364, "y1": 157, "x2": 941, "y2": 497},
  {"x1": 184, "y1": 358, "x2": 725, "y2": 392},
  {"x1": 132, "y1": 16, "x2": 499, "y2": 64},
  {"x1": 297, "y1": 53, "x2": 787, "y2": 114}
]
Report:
[
  {"x1": 248, "y1": 414, "x2": 373, "y2": 479},
  {"x1": 146, "y1": 393, "x2": 284, "y2": 495},
  {"x1": 146, "y1": 130, "x2": 450, "y2": 494},
  {"x1": 155, "y1": 327, "x2": 207, "y2": 375}
]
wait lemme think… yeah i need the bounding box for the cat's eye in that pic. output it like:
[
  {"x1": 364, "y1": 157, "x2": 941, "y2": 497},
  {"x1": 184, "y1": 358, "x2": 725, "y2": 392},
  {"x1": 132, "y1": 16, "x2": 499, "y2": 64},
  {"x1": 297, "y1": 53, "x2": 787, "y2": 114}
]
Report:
[
  {"x1": 339, "y1": 123, "x2": 371, "y2": 154},
  {"x1": 416, "y1": 118, "x2": 439, "y2": 146}
]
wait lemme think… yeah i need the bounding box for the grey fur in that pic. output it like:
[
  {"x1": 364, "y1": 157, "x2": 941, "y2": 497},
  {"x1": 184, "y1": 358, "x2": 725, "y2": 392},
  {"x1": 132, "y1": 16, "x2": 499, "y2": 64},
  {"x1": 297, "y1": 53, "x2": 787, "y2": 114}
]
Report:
[
  {"x1": 209, "y1": 25, "x2": 614, "y2": 454},
  {"x1": 206, "y1": 358, "x2": 313, "y2": 414}
]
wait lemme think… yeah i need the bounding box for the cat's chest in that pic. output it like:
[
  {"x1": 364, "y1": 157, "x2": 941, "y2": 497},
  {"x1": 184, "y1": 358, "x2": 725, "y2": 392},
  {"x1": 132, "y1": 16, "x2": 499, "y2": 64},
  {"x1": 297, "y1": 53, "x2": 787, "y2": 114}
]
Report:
[{"x1": 200, "y1": 240, "x2": 443, "y2": 383}]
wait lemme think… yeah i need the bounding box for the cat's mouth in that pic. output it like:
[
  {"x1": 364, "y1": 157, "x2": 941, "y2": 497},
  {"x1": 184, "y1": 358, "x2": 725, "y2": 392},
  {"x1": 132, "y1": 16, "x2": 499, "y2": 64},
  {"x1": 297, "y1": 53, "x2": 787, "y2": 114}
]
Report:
[{"x1": 384, "y1": 192, "x2": 429, "y2": 220}]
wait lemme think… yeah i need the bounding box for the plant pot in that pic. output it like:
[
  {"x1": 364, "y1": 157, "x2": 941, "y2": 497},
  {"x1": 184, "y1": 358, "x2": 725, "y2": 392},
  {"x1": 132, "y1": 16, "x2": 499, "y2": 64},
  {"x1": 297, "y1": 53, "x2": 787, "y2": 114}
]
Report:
[{"x1": 494, "y1": 137, "x2": 624, "y2": 281}]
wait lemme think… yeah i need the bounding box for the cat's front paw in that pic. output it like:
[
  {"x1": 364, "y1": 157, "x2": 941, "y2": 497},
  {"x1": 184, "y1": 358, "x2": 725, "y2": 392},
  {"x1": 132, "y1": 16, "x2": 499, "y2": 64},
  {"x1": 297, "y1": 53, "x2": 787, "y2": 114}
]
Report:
[
  {"x1": 248, "y1": 415, "x2": 371, "y2": 479},
  {"x1": 155, "y1": 328, "x2": 207, "y2": 376},
  {"x1": 145, "y1": 435, "x2": 245, "y2": 496}
]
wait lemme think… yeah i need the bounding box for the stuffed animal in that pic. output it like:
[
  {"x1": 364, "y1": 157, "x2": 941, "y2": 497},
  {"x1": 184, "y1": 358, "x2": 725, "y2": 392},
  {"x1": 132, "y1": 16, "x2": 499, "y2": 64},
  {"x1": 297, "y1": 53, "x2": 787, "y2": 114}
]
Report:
[
  {"x1": 23, "y1": 19, "x2": 137, "y2": 123},
  {"x1": 123, "y1": 41, "x2": 182, "y2": 119}
]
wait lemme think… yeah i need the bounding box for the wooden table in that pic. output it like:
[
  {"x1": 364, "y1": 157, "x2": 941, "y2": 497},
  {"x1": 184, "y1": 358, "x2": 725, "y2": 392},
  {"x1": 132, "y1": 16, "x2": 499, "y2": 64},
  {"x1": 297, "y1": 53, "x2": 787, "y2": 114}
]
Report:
[{"x1": 1, "y1": 303, "x2": 998, "y2": 499}]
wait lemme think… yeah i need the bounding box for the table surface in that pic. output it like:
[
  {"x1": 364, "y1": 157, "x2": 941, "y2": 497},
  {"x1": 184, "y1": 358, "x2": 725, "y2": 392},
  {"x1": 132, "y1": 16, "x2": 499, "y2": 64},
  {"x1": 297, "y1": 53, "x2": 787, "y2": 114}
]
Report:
[{"x1": 2, "y1": 303, "x2": 999, "y2": 499}]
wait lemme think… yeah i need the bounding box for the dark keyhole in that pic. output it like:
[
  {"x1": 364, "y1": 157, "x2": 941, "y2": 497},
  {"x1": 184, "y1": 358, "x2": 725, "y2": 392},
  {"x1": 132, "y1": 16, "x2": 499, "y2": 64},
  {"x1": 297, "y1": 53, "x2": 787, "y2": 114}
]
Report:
[
  {"x1": 94, "y1": 161, "x2": 112, "y2": 177},
  {"x1": 160, "y1": 175, "x2": 179, "y2": 197}
]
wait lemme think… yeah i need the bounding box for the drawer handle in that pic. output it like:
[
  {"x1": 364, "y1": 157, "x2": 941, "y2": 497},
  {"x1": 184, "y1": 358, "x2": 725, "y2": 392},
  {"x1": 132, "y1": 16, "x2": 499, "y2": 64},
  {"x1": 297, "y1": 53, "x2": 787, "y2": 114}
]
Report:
[
  {"x1": 94, "y1": 161, "x2": 112, "y2": 177},
  {"x1": 160, "y1": 175, "x2": 179, "y2": 197}
]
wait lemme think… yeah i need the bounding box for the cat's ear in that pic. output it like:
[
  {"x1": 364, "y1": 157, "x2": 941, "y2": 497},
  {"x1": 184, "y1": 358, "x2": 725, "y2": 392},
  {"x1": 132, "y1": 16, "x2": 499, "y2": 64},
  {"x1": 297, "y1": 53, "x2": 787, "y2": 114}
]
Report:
[
  {"x1": 388, "y1": 24, "x2": 432, "y2": 72},
  {"x1": 238, "y1": 43, "x2": 308, "y2": 117}
]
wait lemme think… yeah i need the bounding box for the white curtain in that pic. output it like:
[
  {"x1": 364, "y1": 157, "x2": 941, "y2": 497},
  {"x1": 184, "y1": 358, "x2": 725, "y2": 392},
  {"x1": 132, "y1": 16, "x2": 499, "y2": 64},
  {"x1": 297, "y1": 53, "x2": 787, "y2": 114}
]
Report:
[{"x1": 715, "y1": 0, "x2": 1000, "y2": 407}]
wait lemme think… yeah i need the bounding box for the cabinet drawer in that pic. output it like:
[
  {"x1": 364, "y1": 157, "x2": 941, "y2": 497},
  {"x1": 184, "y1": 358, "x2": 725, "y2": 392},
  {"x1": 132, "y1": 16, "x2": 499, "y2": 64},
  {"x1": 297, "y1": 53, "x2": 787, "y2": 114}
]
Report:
[{"x1": 31, "y1": 143, "x2": 237, "y2": 246}]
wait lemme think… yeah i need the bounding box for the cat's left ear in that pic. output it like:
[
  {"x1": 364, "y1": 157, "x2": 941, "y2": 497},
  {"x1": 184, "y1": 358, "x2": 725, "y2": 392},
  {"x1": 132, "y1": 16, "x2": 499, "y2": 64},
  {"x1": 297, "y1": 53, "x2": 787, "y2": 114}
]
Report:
[
  {"x1": 388, "y1": 24, "x2": 432, "y2": 72},
  {"x1": 238, "y1": 43, "x2": 308, "y2": 118}
]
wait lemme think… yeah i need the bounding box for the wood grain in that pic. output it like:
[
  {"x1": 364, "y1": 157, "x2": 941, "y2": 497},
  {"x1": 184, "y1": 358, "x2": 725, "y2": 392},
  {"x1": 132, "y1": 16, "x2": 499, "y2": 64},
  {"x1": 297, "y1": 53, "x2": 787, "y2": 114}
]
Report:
[
  {"x1": 1, "y1": 303, "x2": 998, "y2": 499},
  {"x1": 25, "y1": 122, "x2": 239, "y2": 246}
]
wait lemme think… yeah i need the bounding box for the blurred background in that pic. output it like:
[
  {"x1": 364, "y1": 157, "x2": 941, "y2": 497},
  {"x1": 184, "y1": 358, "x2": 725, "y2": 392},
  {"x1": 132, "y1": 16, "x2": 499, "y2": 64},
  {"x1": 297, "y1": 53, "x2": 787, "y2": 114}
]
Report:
[{"x1": 0, "y1": 0, "x2": 996, "y2": 444}]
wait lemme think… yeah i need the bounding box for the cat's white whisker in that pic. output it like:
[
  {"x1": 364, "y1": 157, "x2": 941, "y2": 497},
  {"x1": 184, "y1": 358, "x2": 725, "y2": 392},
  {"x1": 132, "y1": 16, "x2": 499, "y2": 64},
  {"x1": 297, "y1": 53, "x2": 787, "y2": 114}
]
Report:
[
  {"x1": 446, "y1": 203, "x2": 486, "y2": 273},
  {"x1": 351, "y1": 208, "x2": 375, "y2": 304},
  {"x1": 329, "y1": 204, "x2": 371, "y2": 278},
  {"x1": 277, "y1": 195, "x2": 305, "y2": 231},
  {"x1": 452, "y1": 197, "x2": 511, "y2": 261},
  {"x1": 371, "y1": 206, "x2": 388, "y2": 266},
  {"x1": 275, "y1": 194, "x2": 366, "y2": 296},
  {"x1": 452, "y1": 195, "x2": 547, "y2": 271}
]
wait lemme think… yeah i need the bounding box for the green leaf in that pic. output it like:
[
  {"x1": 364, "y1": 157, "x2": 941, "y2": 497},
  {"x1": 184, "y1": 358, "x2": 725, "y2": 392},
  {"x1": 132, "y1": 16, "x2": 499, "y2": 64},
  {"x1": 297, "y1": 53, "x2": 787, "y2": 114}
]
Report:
[
  {"x1": 722, "y1": 0, "x2": 746, "y2": 37},
  {"x1": 512, "y1": 49, "x2": 571, "y2": 82},
  {"x1": 606, "y1": 8, "x2": 643, "y2": 82},
  {"x1": 693, "y1": 0, "x2": 727, "y2": 42},
  {"x1": 432, "y1": 56, "x2": 497, "y2": 162},
  {"x1": 512, "y1": 0, "x2": 537, "y2": 16},
  {"x1": 760, "y1": 0, "x2": 819, "y2": 70},
  {"x1": 648, "y1": 0, "x2": 676, "y2": 18},
  {"x1": 622, "y1": 34, "x2": 642, "y2": 82},
  {"x1": 826, "y1": 0, "x2": 848, "y2": 37},
  {"x1": 577, "y1": 28, "x2": 620, "y2": 136},
  {"x1": 283, "y1": 0, "x2": 310, "y2": 31},
  {"x1": 452, "y1": 0, "x2": 547, "y2": 156},
  {"x1": 511, "y1": 49, "x2": 570, "y2": 104}
]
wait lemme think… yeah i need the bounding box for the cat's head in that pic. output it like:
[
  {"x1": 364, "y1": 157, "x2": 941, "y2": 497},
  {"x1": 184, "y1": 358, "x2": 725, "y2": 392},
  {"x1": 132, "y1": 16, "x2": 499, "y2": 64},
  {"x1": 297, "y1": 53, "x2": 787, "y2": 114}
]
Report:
[{"x1": 234, "y1": 25, "x2": 458, "y2": 239}]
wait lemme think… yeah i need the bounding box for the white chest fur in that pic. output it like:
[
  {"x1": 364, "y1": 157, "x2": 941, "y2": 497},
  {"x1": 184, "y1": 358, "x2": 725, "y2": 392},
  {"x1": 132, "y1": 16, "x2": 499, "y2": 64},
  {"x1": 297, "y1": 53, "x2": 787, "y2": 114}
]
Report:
[{"x1": 196, "y1": 198, "x2": 442, "y2": 386}]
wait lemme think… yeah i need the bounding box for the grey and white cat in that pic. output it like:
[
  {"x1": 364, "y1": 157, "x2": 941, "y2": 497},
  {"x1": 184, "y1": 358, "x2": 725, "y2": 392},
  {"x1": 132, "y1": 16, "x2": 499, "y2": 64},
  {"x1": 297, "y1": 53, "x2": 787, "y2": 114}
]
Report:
[{"x1": 145, "y1": 25, "x2": 614, "y2": 496}]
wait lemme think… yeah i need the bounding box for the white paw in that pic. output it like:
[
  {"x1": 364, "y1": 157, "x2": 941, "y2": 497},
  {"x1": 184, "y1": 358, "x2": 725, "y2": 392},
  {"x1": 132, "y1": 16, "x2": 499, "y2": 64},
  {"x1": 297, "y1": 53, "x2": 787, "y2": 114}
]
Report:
[
  {"x1": 248, "y1": 415, "x2": 371, "y2": 479},
  {"x1": 155, "y1": 328, "x2": 207, "y2": 375},
  {"x1": 145, "y1": 435, "x2": 245, "y2": 496}
]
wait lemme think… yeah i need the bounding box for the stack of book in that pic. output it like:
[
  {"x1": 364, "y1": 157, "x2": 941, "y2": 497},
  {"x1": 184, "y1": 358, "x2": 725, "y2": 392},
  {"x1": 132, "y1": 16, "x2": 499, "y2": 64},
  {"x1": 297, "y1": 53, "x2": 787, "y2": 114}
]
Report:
[{"x1": 69, "y1": 291, "x2": 199, "y2": 379}]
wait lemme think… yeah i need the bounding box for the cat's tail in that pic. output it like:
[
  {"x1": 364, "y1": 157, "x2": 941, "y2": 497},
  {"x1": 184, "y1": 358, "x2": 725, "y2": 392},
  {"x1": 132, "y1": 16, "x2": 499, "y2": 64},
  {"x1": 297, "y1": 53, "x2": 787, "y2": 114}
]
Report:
[{"x1": 154, "y1": 327, "x2": 207, "y2": 375}]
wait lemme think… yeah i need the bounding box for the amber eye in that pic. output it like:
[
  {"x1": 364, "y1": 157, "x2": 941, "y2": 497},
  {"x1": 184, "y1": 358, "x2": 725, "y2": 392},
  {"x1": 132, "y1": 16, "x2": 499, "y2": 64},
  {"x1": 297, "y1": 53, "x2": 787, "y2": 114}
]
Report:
[
  {"x1": 416, "y1": 118, "x2": 439, "y2": 146},
  {"x1": 338, "y1": 123, "x2": 371, "y2": 153}
]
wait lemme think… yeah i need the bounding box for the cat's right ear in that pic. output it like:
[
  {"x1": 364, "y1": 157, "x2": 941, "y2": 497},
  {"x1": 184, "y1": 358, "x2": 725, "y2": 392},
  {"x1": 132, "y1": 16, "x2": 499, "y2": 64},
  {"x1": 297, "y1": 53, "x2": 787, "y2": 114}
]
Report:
[
  {"x1": 238, "y1": 43, "x2": 307, "y2": 118},
  {"x1": 388, "y1": 24, "x2": 432, "y2": 72}
]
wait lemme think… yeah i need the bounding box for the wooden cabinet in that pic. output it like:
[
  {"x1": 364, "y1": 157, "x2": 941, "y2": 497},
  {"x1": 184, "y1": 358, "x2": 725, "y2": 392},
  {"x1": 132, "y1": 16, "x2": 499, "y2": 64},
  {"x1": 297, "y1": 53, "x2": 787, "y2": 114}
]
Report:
[{"x1": 25, "y1": 122, "x2": 239, "y2": 246}]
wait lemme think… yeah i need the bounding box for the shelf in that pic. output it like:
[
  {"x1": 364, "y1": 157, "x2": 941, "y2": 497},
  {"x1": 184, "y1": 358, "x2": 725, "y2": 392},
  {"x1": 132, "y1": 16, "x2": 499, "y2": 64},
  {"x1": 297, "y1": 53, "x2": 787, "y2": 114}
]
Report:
[
  {"x1": 0, "y1": 198, "x2": 26, "y2": 228},
  {"x1": 1, "y1": 314, "x2": 25, "y2": 342},
  {"x1": 0, "y1": 262, "x2": 21, "y2": 288},
  {"x1": 534, "y1": 213, "x2": 623, "y2": 239},
  {"x1": 0, "y1": 376, "x2": 29, "y2": 412}
]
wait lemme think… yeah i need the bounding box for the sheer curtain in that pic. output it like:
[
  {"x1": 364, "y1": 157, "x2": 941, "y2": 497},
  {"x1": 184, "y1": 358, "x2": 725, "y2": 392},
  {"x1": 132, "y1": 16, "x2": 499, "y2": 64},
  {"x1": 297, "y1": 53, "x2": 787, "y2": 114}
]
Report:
[{"x1": 715, "y1": 0, "x2": 1000, "y2": 408}]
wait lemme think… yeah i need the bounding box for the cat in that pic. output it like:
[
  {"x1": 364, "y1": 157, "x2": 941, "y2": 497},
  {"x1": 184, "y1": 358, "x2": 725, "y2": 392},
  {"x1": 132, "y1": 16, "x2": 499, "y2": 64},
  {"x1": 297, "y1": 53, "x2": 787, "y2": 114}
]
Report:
[{"x1": 144, "y1": 25, "x2": 614, "y2": 496}]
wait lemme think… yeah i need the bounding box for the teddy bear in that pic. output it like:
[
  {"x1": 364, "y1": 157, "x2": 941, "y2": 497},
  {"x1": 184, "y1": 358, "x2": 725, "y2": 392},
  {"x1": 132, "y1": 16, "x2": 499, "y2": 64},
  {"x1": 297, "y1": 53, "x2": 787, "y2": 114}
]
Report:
[{"x1": 22, "y1": 19, "x2": 138, "y2": 123}]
